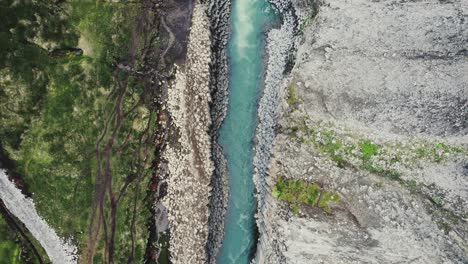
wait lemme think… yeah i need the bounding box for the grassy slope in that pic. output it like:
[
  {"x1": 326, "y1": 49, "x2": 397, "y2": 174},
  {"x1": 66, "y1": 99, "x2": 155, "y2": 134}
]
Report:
[
  {"x1": 0, "y1": 218, "x2": 23, "y2": 264},
  {"x1": 0, "y1": 1, "x2": 157, "y2": 262},
  {"x1": 0, "y1": 209, "x2": 50, "y2": 264}
]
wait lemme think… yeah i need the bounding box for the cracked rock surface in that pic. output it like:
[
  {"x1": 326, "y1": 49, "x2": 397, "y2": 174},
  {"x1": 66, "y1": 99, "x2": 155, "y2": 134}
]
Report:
[{"x1": 257, "y1": 0, "x2": 468, "y2": 263}]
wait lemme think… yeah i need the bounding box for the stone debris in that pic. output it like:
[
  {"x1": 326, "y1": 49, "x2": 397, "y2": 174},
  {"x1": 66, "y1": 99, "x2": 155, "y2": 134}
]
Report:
[{"x1": 161, "y1": 3, "x2": 214, "y2": 264}]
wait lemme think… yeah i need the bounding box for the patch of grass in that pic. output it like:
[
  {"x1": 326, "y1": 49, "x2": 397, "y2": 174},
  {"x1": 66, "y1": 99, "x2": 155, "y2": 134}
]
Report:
[
  {"x1": 157, "y1": 232, "x2": 170, "y2": 264},
  {"x1": 384, "y1": 170, "x2": 402, "y2": 181},
  {"x1": 297, "y1": 4, "x2": 319, "y2": 36},
  {"x1": 361, "y1": 161, "x2": 383, "y2": 174},
  {"x1": 289, "y1": 116, "x2": 466, "y2": 187},
  {"x1": 437, "y1": 220, "x2": 452, "y2": 235},
  {"x1": 430, "y1": 195, "x2": 445, "y2": 207},
  {"x1": 315, "y1": 130, "x2": 346, "y2": 167},
  {"x1": 431, "y1": 142, "x2": 465, "y2": 162},
  {"x1": 361, "y1": 161, "x2": 401, "y2": 180},
  {"x1": 318, "y1": 191, "x2": 340, "y2": 208},
  {"x1": 402, "y1": 180, "x2": 419, "y2": 193},
  {"x1": 286, "y1": 83, "x2": 298, "y2": 109},
  {"x1": 0, "y1": 1, "x2": 156, "y2": 262},
  {"x1": 0, "y1": 241, "x2": 20, "y2": 264},
  {"x1": 360, "y1": 140, "x2": 379, "y2": 160},
  {"x1": 0, "y1": 219, "x2": 21, "y2": 264},
  {"x1": 426, "y1": 197, "x2": 461, "y2": 235},
  {"x1": 295, "y1": 125, "x2": 347, "y2": 167},
  {"x1": 0, "y1": 215, "x2": 44, "y2": 264},
  {"x1": 288, "y1": 117, "x2": 468, "y2": 236},
  {"x1": 413, "y1": 143, "x2": 465, "y2": 163},
  {"x1": 273, "y1": 177, "x2": 340, "y2": 215}
]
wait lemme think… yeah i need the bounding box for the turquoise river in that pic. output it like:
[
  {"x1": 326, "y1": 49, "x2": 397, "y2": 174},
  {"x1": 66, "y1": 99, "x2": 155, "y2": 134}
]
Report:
[{"x1": 216, "y1": 0, "x2": 278, "y2": 263}]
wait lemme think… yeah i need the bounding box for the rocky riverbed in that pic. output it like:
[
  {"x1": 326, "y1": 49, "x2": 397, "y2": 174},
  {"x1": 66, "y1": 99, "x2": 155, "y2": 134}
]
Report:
[
  {"x1": 254, "y1": 0, "x2": 468, "y2": 263},
  {"x1": 162, "y1": 0, "x2": 467, "y2": 262},
  {"x1": 161, "y1": 2, "x2": 214, "y2": 263}
]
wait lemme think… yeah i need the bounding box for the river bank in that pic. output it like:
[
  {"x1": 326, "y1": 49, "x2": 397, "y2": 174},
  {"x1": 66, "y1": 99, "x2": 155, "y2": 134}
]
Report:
[
  {"x1": 206, "y1": 0, "x2": 231, "y2": 262},
  {"x1": 203, "y1": 0, "x2": 297, "y2": 262},
  {"x1": 251, "y1": 0, "x2": 296, "y2": 263},
  {"x1": 160, "y1": 2, "x2": 213, "y2": 263}
]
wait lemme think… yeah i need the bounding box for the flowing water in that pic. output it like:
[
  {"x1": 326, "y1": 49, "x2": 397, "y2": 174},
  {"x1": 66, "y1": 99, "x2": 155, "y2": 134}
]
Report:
[{"x1": 216, "y1": 0, "x2": 277, "y2": 263}]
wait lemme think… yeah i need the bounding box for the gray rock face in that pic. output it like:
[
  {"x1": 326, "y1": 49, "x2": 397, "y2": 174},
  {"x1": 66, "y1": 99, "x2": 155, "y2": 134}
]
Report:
[
  {"x1": 206, "y1": 0, "x2": 231, "y2": 262},
  {"x1": 256, "y1": 0, "x2": 468, "y2": 263},
  {"x1": 294, "y1": 0, "x2": 468, "y2": 137},
  {"x1": 253, "y1": 4, "x2": 295, "y2": 263}
]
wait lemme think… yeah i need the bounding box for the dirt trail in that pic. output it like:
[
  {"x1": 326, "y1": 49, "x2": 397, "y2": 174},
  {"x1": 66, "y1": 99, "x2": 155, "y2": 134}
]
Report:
[{"x1": 82, "y1": 1, "x2": 154, "y2": 263}]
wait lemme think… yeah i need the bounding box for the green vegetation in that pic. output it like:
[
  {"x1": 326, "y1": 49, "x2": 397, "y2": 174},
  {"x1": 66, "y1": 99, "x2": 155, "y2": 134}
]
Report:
[
  {"x1": 272, "y1": 177, "x2": 340, "y2": 214},
  {"x1": 288, "y1": 116, "x2": 467, "y2": 183},
  {"x1": 360, "y1": 140, "x2": 379, "y2": 160},
  {"x1": 286, "y1": 83, "x2": 298, "y2": 109},
  {"x1": 0, "y1": 213, "x2": 46, "y2": 264},
  {"x1": 157, "y1": 232, "x2": 170, "y2": 264},
  {"x1": 0, "y1": 0, "x2": 161, "y2": 262},
  {"x1": 426, "y1": 193, "x2": 461, "y2": 235},
  {"x1": 430, "y1": 195, "x2": 444, "y2": 207},
  {"x1": 0, "y1": 234, "x2": 21, "y2": 264},
  {"x1": 0, "y1": 219, "x2": 21, "y2": 264},
  {"x1": 315, "y1": 130, "x2": 345, "y2": 167},
  {"x1": 297, "y1": 4, "x2": 320, "y2": 36},
  {"x1": 287, "y1": 116, "x2": 468, "y2": 233}
]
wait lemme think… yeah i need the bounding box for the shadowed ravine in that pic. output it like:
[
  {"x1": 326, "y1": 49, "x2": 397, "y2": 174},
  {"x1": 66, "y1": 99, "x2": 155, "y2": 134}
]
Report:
[{"x1": 216, "y1": 0, "x2": 277, "y2": 263}]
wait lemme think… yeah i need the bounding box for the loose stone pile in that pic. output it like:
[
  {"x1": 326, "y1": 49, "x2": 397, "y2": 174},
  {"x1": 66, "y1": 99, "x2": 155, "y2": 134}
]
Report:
[{"x1": 161, "y1": 3, "x2": 214, "y2": 263}]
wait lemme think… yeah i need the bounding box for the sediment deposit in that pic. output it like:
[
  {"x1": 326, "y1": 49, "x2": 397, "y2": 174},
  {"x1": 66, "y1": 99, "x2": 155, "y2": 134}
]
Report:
[{"x1": 161, "y1": 2, "x2": 213, "y2": 263}]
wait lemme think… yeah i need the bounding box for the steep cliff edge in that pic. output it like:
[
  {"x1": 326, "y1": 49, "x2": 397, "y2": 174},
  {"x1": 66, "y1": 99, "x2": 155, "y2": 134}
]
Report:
[{"x1": 257, "y1": 0, "x2": 468, "y2": 263}]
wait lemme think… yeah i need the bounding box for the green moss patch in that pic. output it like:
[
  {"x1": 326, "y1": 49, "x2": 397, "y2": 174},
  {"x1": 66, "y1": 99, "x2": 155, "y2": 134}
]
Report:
[
  {"x1": 273, "y1": 177, "x2": 340, "y2": 214},
  {"x1": 287, "y1": 83, "x2": 298, "y2": 109},
  {"x1": 287, "y1": 116, "x2": 467, "y2": 183},
  {"x1": 360, "y1": 140, "x2": 379, "y2": 160},
  {"x1": 0, "y1": 214, "x2": 47, "y2": 264}
]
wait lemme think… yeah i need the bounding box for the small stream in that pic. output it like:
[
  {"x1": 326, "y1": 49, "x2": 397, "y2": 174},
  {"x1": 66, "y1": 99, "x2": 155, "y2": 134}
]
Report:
[{"x1": 216, "y1": 0, "x2": 278, "y2": 263}]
